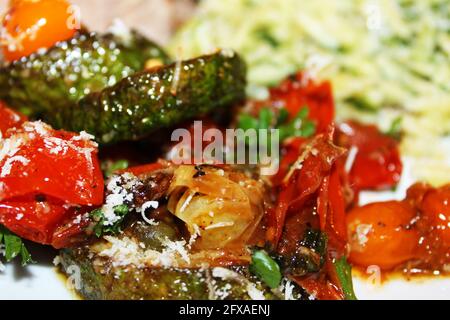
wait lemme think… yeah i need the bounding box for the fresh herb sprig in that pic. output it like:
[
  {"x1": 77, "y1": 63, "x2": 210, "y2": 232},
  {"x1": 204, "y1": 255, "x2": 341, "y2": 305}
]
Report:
[
  {"x1": 0, "y1": 226, "x2": 34, "y2": 267},
  {"x1": 238, "y1": 106, "x2": 316, "y2": 144},
  {"x1": 90, "y1": 204, "x2": 130, "y2": 237}
]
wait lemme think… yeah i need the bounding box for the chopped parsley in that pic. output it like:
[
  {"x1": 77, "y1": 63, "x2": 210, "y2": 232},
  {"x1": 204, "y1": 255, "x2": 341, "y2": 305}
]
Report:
[
  {"x1": 0, "y1": 226, "x2": 34, "y2": 267},
  {"x1": 238, "y1": 106, "x2": 316, "y2": 144},
  {"x1": 90, "y1": 204, "x2": 130, "y2": 237}
]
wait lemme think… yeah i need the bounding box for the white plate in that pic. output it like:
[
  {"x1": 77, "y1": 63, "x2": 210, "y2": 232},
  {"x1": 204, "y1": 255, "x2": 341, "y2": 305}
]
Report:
[{"x1": 1, "y1": 157, "x2": 448, "y2": 300}]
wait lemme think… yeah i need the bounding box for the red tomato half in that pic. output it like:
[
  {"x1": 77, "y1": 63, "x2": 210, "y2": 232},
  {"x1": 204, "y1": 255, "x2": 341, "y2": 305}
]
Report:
[
  {"x1": 269, "y1": 72, "x2": 335, "y2": 134},
  {"x1": 0, "y1": 194, "x2": 68, "y2": 244},
  {"x1": 336, "y1": 121, "x2": 402, "y2": 191},
  {"x1": 0, "y1": 122, "x2": 103, "y2": 205},
  {"x1": 0, "y1": 121, "x2": 104, "y2": 246}
]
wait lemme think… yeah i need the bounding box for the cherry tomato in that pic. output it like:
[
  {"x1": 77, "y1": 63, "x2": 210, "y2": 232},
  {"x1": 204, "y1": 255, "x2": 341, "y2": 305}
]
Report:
[
  {"x1": 347, "y1": 201, "x2": 420, "y2": 270},
  {"x1": 1, "y1": 0, "x2": 79, "y2": 62},
  {"x1": 420, "y1": 185, "x2": 450, "y2": 248},
  {"x1": 0, "y1": 101, "x2": 27, "y2": 135},
  {"x1": 336, "y1": 121, "x2": 402, "y2": 191},
  {"x1": 269, "y1": 72, "x2": 335, "y2": 134}
]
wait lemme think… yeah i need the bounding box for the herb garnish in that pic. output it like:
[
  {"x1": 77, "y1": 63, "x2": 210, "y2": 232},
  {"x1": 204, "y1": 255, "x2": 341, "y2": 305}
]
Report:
[
  {"x1": 0, "y1": 226, "x2": 34, "y2": 267},
  {"x1": 238, "y1": 106, "x2": 316, "y2": 145},
  {"x1": 250, "y1": 249, "x2": 282, "y2": 289},
  {"x1": 90, "y1": 204, "x2": 130, "y2": 237},
  {"x1": 333, "y1": 257, "x2": 358, "y2": 300}
]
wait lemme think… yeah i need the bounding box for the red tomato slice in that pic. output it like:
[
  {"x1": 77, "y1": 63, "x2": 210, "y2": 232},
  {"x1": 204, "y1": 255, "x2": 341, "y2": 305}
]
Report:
[
  {"x1": 51, "y1": 206, "x2": 92, "y2": 249},
  {"x1": 336, "y1": 121, "x2": 402, "y2": 191},
  {"x1": 0, "y1": 194, "x2": 68, "y2": 244},
  {"x1": 0, "y1": 101, "x2": 27, "y2": 135},
  {"x1": 0, "y1": 121, "x2": 104, "y2": 205},
  {"x1": 420, "y1": 185, "x2": 450, "y2": 247},
  {"x1": 410, "y1": 183, "x2": 450, "y2": 261},
  {"x1": 317, "y1": 165, "x2": 348, "y2": 249},
  {"x1": 0, "y1": 121, "x2": 104, "y2": 247}
]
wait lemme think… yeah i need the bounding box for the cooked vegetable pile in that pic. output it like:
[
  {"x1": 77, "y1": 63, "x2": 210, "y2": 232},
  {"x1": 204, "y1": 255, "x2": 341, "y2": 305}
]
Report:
[{"x1": 0, "y1": 0, "x2": 449, "y2": 301}]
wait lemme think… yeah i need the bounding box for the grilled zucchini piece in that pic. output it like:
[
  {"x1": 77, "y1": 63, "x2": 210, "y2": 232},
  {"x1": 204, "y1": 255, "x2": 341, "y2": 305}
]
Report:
[
  {"x1": 64, "y1": 50, "x2": 247, "y2": 144},
  {"x1": 59, "y1": 239, "x2": 306, "y2": 300},
  {"x1": 0, "y1": 31, "x2": 169, "y2": 123}
]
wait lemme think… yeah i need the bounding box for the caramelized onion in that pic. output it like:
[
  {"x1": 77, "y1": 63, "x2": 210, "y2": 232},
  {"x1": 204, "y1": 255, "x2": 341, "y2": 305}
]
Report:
[{"x1": 168, "y1": 165, "x2": 265, "y2": 250}]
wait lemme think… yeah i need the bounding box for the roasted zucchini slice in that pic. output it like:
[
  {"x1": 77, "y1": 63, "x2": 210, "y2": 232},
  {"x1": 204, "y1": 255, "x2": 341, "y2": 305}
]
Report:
[
  {"x1": 0, "y1": 31, "x2": 169, "y2": 124},
  {"x1": 59, "y1": 236, "x2": 306, "y2": 300},
  {"x1": 64, "y1": 50, "x2": 247, "y2": 144}
]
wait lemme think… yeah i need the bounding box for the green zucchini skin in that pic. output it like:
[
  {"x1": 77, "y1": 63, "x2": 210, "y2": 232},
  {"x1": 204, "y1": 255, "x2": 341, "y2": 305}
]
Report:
[
  {"x1": 65, "y1": 50, "x2": 247, "y2": 144},
  {"x1": 59, "y1": 246, "x2": 280, "y2": 300},
  {"x1": 0, "y1": 31, "x2": 169, "y2": 124}
]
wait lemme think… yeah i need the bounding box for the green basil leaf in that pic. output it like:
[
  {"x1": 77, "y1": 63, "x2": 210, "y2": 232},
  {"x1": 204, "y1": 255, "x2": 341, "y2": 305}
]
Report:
[
  {"x1": 250, "y1": 250, "x2": 282, "y2": 289},
  {"x1": 0, "y1": 226, "x2": 34, "y2": 266},
  {"x1": 4, "y1": 233, "x2": 23, "y2": 262}
]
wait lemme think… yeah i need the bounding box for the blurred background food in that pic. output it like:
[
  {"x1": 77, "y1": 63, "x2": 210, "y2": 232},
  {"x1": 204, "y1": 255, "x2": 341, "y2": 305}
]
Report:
[
  {"x1": 0, "y1": 0, "x2": 196, "y2": 45},
  {"x1": 1, "y1": 0, "x2": 449, "y2": 185}
]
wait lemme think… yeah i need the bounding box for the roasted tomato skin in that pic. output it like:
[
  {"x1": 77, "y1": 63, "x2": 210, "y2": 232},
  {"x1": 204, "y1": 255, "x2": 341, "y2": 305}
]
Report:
[
  {"x1": 347, "y1": 201, "x2": 420, "y2": 270},
  {"x1": 1, "y1": 0, "x2": 79, "y2": 62},
  {"x1": 0, "y1": 121, "x2": 103, "y2": 247},
  {"x1": 416, "y1": 184, "x2": 450, "y2": 249},
  {"x1": 269, "y1": 72, "x2": 335, "y2": 134},
  {"x1": 0, "y1": 101, "x2": 27, "y2": 134},
  {"x1": 336, "y1": 121, "x2": 402, "y2": 191},
  {"x1": 0, "y1": 195, "x2": 68, "y2": 244}
]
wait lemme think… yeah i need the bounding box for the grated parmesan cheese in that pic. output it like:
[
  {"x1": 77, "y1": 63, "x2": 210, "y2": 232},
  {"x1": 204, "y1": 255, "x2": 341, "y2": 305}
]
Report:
[
  {"x1": 212, "y1": 267, "x2": 266, "y2": 300},
  {"x1": 53, "y1": 256, "x2": 62, "y2": 267},
  {"x1": 101, "y1": 173, "x2": 141, "y2": 226},
  {"x1": 345, "y1": 146, "x2": 359, "y2": 173},
  {"x1": 1, "y1": 156, "x2": 30, "y2": 177}
]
